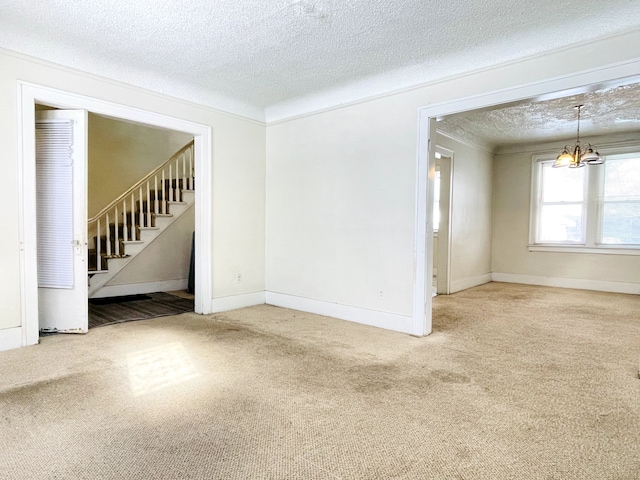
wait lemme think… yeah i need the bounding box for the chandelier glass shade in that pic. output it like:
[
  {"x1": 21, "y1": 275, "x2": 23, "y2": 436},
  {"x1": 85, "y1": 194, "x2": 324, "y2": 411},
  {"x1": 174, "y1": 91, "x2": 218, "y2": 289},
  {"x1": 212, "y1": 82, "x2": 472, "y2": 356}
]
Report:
[{"x1": 553, "y1": 105, "x2": 604, "y2": 168}]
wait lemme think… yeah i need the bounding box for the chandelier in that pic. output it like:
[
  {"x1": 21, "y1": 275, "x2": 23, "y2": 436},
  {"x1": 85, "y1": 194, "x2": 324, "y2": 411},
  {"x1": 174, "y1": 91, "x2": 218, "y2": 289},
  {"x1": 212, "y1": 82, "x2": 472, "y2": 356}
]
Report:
[{"x1": 553, "y1": 105, "x2": 604, "y2": 168}]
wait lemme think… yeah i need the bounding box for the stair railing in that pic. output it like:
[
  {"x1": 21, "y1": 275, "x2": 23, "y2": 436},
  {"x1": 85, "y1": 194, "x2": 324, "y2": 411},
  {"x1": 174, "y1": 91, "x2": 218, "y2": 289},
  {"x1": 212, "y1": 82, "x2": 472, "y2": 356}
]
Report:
[{"x1": 88, "y1": 141, "x2": 194, "y2": 271}]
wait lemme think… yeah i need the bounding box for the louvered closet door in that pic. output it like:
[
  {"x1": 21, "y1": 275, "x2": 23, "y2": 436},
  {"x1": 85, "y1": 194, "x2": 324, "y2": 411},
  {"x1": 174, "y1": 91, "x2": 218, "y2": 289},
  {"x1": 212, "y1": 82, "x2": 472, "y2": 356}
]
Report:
[{"x1": 36, "y1": 110, "x2": 88, "y2": 333}]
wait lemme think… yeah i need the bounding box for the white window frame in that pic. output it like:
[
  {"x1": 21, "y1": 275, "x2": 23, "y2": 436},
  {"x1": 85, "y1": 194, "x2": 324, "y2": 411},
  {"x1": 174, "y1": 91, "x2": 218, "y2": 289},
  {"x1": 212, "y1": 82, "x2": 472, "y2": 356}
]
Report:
[{"x1": 529, "y1": 147, "x2": 640, "y2": 256}]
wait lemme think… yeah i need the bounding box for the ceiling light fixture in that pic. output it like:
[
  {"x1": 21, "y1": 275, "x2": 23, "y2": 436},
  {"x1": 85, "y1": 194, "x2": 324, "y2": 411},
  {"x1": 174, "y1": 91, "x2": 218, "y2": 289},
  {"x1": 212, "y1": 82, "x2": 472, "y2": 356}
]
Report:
[{"x1": 553, "y1": 105, "x2": 604, "y2": 168}]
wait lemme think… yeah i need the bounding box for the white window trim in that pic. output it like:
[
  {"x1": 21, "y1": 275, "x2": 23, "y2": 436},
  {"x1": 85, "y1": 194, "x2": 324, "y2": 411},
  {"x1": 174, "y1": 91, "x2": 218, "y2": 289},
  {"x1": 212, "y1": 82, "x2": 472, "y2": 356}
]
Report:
[
  {"x1": 528, "y1": 245, "x2": 640, "y2": 255},
  {"x1": 529, "y1": 147, "x2": 640, "y2": 256}
]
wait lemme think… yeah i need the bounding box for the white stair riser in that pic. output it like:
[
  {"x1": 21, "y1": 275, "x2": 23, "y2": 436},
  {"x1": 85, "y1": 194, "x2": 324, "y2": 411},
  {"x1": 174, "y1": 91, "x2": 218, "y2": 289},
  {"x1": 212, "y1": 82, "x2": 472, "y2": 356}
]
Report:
[
  {"x1": 153, "y1": 215, "x2": 174, "y2": 229},
  {"x1": 167, "y1": 202, "x2": 188, "y2": 216},
  {"x1": 106, "y1": 257, "x2": 129, "y2": 270},
  {"x1": 122, "y1": 242, "x2": 144, "y2": 256},
  {"x1": 181, "y1": 190, "x2": 195, "y2": 204},
  {"x1": 138, "y1": 227, "x2": 160, "y2": 243}
]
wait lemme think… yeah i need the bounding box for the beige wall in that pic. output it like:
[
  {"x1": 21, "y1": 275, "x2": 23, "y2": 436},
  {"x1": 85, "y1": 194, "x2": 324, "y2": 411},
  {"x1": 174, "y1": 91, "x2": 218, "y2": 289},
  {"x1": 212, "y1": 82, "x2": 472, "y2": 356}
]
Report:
[
  {"x1": 88, "y1": 113, "x2": 193, "y2": 218},
  {"x1": 0, "y1": 49, "x2": 265, "y2": 334},
  {"x1": 437, "y1": 135, "x2": 493, "y2": 292},
  {"x1": 492, "y1": 136, "x2": 640, "y2": 286}
]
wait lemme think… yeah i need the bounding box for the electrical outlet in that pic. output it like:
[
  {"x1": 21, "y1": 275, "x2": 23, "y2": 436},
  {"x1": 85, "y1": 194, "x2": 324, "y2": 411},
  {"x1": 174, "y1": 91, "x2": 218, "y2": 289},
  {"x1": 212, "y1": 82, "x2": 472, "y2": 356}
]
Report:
[
  {"x1": 235, "y1": 273, "x2": 242, "y2": 283},
  {"x1": 378, "y1": 289, "x2": 384, "y2": 300}
]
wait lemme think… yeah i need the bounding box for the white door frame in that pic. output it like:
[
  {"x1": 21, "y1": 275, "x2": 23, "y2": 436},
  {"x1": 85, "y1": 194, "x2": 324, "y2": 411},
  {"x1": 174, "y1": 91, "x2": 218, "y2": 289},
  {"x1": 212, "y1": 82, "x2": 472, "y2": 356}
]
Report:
[
  {"x1": 411, "y1": 59, "x2": 640, "y2": 337},
  {"x1": 18, "y1": 82, "x2": 213, "y2": 347}
]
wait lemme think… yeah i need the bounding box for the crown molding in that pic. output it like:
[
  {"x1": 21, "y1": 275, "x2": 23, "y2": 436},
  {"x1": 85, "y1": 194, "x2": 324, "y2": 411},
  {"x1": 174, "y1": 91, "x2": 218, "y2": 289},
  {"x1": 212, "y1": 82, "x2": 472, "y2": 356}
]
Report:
[
  {"x1": 265, "y1": 27, "x2": 640, "y2": 125},
  {"x1": 1, "y1": 47, "x2": 266, "y2": 124}
]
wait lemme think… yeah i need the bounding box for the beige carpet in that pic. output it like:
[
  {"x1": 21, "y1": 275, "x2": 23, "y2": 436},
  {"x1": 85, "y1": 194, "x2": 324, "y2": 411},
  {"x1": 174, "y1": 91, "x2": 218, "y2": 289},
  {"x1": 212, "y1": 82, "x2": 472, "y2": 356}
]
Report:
[{"x1": 1, "y1": 282, "x2": 639, "y2": 479}]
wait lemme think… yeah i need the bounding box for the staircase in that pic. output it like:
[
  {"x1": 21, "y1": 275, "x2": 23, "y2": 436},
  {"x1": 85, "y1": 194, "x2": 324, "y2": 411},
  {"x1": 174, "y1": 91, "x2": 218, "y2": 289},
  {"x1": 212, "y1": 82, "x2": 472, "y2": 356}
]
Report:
[{"x1": 88, "y1": 141, "x2": 195, "y2": 298}]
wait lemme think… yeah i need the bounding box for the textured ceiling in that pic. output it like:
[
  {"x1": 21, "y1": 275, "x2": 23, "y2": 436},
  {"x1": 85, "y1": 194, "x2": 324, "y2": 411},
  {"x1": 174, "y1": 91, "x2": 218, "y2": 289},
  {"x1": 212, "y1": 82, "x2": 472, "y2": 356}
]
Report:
[
  {"x1": 1, "y1": 0, "x2": 640, "y2": 121},
  {"x1": 437, "y1": 82, "x2": 640, "y2": 150}
]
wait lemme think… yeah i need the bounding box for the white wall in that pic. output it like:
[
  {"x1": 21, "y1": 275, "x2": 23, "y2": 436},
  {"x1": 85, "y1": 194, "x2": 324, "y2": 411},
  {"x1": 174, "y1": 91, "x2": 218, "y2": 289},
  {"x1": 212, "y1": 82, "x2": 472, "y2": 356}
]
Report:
[
  {"x1": 492, "y1": 134, "x2": 640, "y2": 292},
  {"x1": 0, "y1": 49, "x2": 265, "y2": 340},
  {"x1": 437, "y1": 134, "x2": 493, "y2": 293},
  {"x1": 266, "y1": 94, "x2": 418, "y2": 321},
  {"x1": 88, "y1": 113, "x2": 193, "y2": 218}
]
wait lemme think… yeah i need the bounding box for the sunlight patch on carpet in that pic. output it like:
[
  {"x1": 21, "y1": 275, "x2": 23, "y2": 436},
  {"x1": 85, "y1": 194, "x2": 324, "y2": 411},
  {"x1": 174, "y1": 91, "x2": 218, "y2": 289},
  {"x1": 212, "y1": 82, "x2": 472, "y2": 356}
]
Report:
[{"x1": 127, "y1": 342, "x2": 199, "y2": 396}]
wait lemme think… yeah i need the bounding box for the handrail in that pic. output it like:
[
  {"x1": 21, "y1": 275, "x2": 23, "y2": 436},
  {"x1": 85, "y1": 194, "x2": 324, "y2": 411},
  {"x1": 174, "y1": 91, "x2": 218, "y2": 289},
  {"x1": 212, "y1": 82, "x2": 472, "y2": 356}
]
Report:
[{"x1": 88, "y1": 140, "x2": 194, "y2": 224}]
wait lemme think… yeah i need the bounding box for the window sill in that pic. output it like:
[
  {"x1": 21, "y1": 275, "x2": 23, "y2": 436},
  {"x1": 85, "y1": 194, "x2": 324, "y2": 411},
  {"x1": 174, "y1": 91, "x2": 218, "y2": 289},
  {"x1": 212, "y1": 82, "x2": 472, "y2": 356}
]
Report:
[{"x1": 528, "y1": 245, "x2": 640, "y2": 256}]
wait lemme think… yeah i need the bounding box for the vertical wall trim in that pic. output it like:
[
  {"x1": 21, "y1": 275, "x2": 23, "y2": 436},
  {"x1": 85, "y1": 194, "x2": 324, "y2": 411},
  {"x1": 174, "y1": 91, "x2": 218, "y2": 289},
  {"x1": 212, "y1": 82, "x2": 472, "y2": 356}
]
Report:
[
  {"x1": 194, "y1": 132, "x2": 213, "y2": 314},
  {"x1": 411, "y1": 113, "x2": 433, "y2": 336}
]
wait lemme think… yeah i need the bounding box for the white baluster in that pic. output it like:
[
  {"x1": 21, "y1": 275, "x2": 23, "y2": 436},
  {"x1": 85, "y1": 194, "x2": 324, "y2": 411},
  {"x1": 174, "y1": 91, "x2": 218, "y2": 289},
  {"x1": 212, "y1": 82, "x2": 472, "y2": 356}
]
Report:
[
  {"x1": 154, "y1": 175, "x2": 159, "y2": 215},
  {"x1": 189, "y1": 147, "x2": 193, "y2": 190},
  {"x1": 130, "y1": 193, "x2": 133, "y2": 240},
  {"x1": 169, "y1": 164, "x2": 174, "y2": 202},
  {"x1": 115, "y1": 206, "x2": 120, "y2": 256},
  {"x1": 96, "y1": 218, "x2": 101, "y2": 271},
  {"x1": 146, "y1": 181, "x2": 151, "y2": 227},
  {"x1": 162, "y1": 170, "x2": 166, "y2": 214},
  {"x1": 106, "y1": 212, "x2": 111, "y2": 257},
  {"x1": 139, "y1": 187, "x2": 143, "y2": 228},
  {"x1": 123, "y1": 199, "x2": 128, "y2": 243},
  {"x1": 131, "y1": 193, "x2": 136, "y2": 240},
  {"x1": 182, "y1": 152, "x2": 186, "y2": 194}
]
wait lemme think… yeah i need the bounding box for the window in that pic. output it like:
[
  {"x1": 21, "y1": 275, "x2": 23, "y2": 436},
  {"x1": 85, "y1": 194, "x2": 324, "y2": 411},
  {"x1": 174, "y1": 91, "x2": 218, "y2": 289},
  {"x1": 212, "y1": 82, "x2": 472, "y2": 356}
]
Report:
[
  {"x1": 536, "y1": 162, "x2": 586, "y2": 243},
  {"x1": 531, "y1": 152, "x2": 640, "y2": 252},
  {"x1": 601, "y1": 155, "x2": 640, "y2": 245}
]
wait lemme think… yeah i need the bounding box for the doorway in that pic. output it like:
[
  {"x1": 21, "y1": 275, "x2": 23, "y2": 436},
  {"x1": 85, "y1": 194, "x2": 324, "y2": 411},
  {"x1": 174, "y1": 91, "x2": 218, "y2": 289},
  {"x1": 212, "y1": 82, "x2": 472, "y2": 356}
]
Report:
[
  {"x1": 18, "y1": 83, "x2": 213, "y2": 348},
  {"x1": 36, "y1": 107, "x2": 197, "y2": 333},
  {"x1": 412, "y1": 63, "x2": 640, "y2": 338}
]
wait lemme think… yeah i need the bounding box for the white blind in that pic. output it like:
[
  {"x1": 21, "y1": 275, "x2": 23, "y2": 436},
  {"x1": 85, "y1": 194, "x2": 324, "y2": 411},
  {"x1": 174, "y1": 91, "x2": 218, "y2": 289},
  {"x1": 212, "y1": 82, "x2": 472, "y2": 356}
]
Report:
[{"x1": 36, "y1": 120, "x2": 74, "y2": 289}]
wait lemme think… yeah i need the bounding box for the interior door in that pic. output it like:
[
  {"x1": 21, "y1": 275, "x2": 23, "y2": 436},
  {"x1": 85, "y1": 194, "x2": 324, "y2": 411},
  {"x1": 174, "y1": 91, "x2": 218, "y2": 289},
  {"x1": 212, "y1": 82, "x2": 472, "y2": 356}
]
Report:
[{"x1": 36, "y1": 109, "x2": 88, "y2": 333}]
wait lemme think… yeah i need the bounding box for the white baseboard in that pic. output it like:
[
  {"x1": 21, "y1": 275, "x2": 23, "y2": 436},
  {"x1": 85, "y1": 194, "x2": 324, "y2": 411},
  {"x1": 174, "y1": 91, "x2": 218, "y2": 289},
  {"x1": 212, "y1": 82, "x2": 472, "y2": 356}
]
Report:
[
  {"x1": 450, "y1": 273, "x2": 492, "y2": 294},
  {"x1": 265, "y1": 292, "x2": 413, "y2": 334},
  {"x1": 492, "y1": 273, "x2": 640, "y2": 295},
  {"x1": 211, "y1": 291, "x2": 266, "y2": 313},
  {"x1": 0, "y1": 327, "x2": 23, "y2": 352},
  {"x1": 90, "y1": 279, "x2": 189, "y2": 298}
]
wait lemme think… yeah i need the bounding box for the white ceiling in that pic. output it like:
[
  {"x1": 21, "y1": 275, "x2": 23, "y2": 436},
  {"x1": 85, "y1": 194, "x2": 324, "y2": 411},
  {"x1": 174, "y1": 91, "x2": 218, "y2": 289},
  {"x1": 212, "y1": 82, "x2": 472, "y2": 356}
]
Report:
[
  {"x1": 437, "y1": 81, "x2": 640, "y2": 150},
  {"x1": 1, "y1": 0, "x2": 640, "y2": 125}
]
